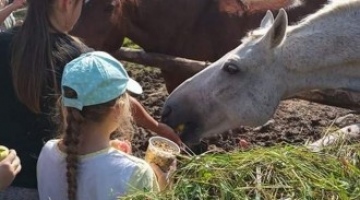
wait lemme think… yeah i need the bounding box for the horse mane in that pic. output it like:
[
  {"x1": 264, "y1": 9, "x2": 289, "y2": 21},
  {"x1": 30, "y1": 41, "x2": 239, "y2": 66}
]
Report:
[
  {"x1": 298, "y1": 0, "x2": 358, "y2": 24},
  {"x1": 241, "y1": 0, "x2": 357, "y2": 44},
  {"x1": 219, "y1": 0, "x2": 301, "y2": 15}
]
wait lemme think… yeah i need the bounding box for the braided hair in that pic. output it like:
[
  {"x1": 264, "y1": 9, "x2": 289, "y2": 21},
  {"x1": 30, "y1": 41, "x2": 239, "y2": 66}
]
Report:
[{"x1": 61, "y1": 86, "x2": 133, "y2": 200}]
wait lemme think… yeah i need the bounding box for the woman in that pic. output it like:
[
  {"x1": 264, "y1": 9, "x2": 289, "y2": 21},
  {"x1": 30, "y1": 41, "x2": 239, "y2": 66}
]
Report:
[{"x1": 0, "y1": 0, "x2": 179, "y2": 199}]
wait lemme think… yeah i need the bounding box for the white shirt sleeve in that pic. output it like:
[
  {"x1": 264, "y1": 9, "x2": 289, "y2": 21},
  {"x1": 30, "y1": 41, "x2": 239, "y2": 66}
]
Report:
[{"x1": 126, "y1": 162, "x2": 160, "y2": 194}]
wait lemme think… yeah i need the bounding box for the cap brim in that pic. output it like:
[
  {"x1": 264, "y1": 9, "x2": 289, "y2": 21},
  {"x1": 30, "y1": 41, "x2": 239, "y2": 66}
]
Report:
[{"x1": 126, "y1": 78, "x2": 143, "y2": 94}]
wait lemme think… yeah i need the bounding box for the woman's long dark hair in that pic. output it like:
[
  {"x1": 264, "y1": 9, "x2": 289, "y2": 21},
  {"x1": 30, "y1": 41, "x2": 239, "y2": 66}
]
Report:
[
  {"x1": 11, "y1": 0, "x2": 54, "y2": 113},
  {"x1": 11, "y1": 0, "x2": 82, "y2": 113}
]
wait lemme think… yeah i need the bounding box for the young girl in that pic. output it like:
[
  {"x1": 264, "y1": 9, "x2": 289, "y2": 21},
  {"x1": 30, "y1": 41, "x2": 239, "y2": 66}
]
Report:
[{"x1": 37, "y1": 51, "x2": 171, "y2": 200}]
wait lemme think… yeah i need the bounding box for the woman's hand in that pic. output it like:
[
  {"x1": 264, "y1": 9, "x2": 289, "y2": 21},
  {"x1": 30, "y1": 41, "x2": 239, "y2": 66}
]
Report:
[
  {"x1": 110, "y1": 139, "x2": 132, "y2": 154},
  {"x1": 0, "y1": 150, "x2": 21, "y2": 191}
]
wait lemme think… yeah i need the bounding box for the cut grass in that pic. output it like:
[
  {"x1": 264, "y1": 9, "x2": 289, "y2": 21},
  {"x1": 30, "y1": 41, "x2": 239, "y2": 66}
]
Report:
[{"x1": 122, "y1": 144, "x2": 360, "y2": 200}]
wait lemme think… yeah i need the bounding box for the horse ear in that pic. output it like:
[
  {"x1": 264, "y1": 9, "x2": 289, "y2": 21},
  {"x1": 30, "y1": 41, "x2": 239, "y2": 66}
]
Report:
[
  {"x1": 261, "y1": 9, "x2": 288, "y2": 49},
  {"x1": 260, "y1": 10, "x2": 274, "y2": 29}
]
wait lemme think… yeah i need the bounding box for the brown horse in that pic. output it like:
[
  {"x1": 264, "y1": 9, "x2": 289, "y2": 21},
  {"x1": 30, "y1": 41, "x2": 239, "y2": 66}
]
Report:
[{"x1": 71, "y1": 0, "x2": 328, "y2": 92}]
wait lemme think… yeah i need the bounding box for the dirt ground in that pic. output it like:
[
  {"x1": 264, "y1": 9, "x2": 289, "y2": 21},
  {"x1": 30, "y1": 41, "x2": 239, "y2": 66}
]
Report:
[{"x1": 124, "y1": 63, "x2": 360, "y2": 157}]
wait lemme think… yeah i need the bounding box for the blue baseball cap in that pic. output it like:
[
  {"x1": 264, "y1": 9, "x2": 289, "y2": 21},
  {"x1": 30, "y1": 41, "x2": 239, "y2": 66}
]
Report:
[{"x1": 61, "y1": 51, "x2": 143, "y2": 110}]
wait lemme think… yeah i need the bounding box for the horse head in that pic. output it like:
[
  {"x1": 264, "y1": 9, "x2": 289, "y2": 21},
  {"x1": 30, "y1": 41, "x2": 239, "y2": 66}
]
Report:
[
  {"x1": 71, "y1": 0, "x2": 126, "y2": 51},
  {"x1": 162, "y1": 10, "x2": 289, "y2": 144}
]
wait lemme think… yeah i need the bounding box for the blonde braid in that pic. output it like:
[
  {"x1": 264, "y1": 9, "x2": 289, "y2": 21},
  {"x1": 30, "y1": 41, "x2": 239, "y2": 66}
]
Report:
[{"x1": 63, "y1": 108, "x2": 83, "y2": 200}]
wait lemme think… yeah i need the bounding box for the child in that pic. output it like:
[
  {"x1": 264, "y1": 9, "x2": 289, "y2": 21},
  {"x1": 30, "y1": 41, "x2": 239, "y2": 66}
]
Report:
[{"x1": 37, "y1": 51, "x2": 171, "y2": 200}]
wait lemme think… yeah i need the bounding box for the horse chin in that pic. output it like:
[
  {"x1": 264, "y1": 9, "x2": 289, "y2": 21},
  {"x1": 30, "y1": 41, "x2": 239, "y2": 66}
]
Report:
[
  {"x1": 179, "y1": 123, "x2": 204, "y2": 145},
  {"x1": 180, "y1": 133, "x2": 202, "y2": 146}
]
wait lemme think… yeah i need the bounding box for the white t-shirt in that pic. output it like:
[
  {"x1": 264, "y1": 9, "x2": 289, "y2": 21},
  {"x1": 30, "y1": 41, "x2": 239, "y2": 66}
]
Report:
[{"x1": 37, "y1": 139, "x2": 159, "y2": 200}]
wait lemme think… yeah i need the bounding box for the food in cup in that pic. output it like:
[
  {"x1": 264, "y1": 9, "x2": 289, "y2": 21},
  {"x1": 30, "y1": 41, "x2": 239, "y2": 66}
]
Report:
[{"x1": 145, "y1": 136, "x2": 180, "y2": 172}]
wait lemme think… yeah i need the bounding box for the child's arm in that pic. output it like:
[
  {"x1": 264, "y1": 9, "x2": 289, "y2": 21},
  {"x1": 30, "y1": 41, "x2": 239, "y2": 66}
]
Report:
[{"x1": 0, "y1": 0, "x2": 26, "y2": 26}]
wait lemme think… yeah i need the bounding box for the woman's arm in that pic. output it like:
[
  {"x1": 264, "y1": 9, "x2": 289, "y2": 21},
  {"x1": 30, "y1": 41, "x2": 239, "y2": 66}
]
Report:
[
  {"x1": 130, "y1": 96, "x2": 181, "y2": 145},
  {"x1": 0, "y1": 0, "x2": 25, "y2": 26}
]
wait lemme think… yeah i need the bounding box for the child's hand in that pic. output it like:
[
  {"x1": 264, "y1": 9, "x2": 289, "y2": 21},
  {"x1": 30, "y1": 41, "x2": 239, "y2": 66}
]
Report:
[
  {"x1": 0, "y1": 150, "x2": 21, "y2": 191},
  {"x1": 150, "y1": 160, "x2": 176, "y2": 191},
  {"x1": 110, "y1": 139, "x2": 132, "y2": 154}
]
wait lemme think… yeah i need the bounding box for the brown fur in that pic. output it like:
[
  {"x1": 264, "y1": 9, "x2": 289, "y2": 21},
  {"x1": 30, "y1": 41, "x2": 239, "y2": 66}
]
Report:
[{"x1": 71, "y1": 0, "x2": 328, "y2": 92}]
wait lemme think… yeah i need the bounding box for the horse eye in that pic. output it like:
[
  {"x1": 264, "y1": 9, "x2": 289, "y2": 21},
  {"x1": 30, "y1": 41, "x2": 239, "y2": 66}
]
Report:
[{"x1": 222, "y1": 63, "x2": 239, "y2": 74}]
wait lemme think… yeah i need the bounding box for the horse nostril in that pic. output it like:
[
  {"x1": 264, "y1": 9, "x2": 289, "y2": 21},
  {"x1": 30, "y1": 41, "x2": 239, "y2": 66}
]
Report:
[{"x1": 161, "y1": 106, "x2": 172, "y2": 122}]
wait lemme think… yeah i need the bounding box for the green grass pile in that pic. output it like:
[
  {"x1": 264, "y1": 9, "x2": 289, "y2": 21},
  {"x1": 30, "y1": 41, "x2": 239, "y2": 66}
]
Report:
[{"x1": 123, "y1": 144, "x2": 360, "y2": 200}]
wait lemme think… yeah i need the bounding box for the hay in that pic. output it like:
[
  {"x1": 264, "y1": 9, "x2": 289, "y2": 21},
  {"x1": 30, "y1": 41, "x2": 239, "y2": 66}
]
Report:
[{"x1": 122, "y1": 144, "x2": 360, "y2": 200}]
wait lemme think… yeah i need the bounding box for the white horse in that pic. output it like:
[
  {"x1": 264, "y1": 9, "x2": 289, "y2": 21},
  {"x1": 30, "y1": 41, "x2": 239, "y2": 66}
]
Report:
[{"x1": 161, "y1": 0, "x2": 360, "y2": 144}]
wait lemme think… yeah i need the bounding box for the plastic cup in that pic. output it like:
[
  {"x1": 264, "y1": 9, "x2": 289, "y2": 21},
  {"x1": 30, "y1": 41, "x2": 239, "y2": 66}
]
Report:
[{"x1": 144, "y1": 136, "x2": 181, "y2": 172}]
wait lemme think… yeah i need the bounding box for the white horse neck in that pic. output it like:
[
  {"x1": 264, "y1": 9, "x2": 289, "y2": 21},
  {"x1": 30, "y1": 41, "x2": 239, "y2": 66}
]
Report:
[{"x1": 279, "y1": 0, "x2": 360, "y2": 96}]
